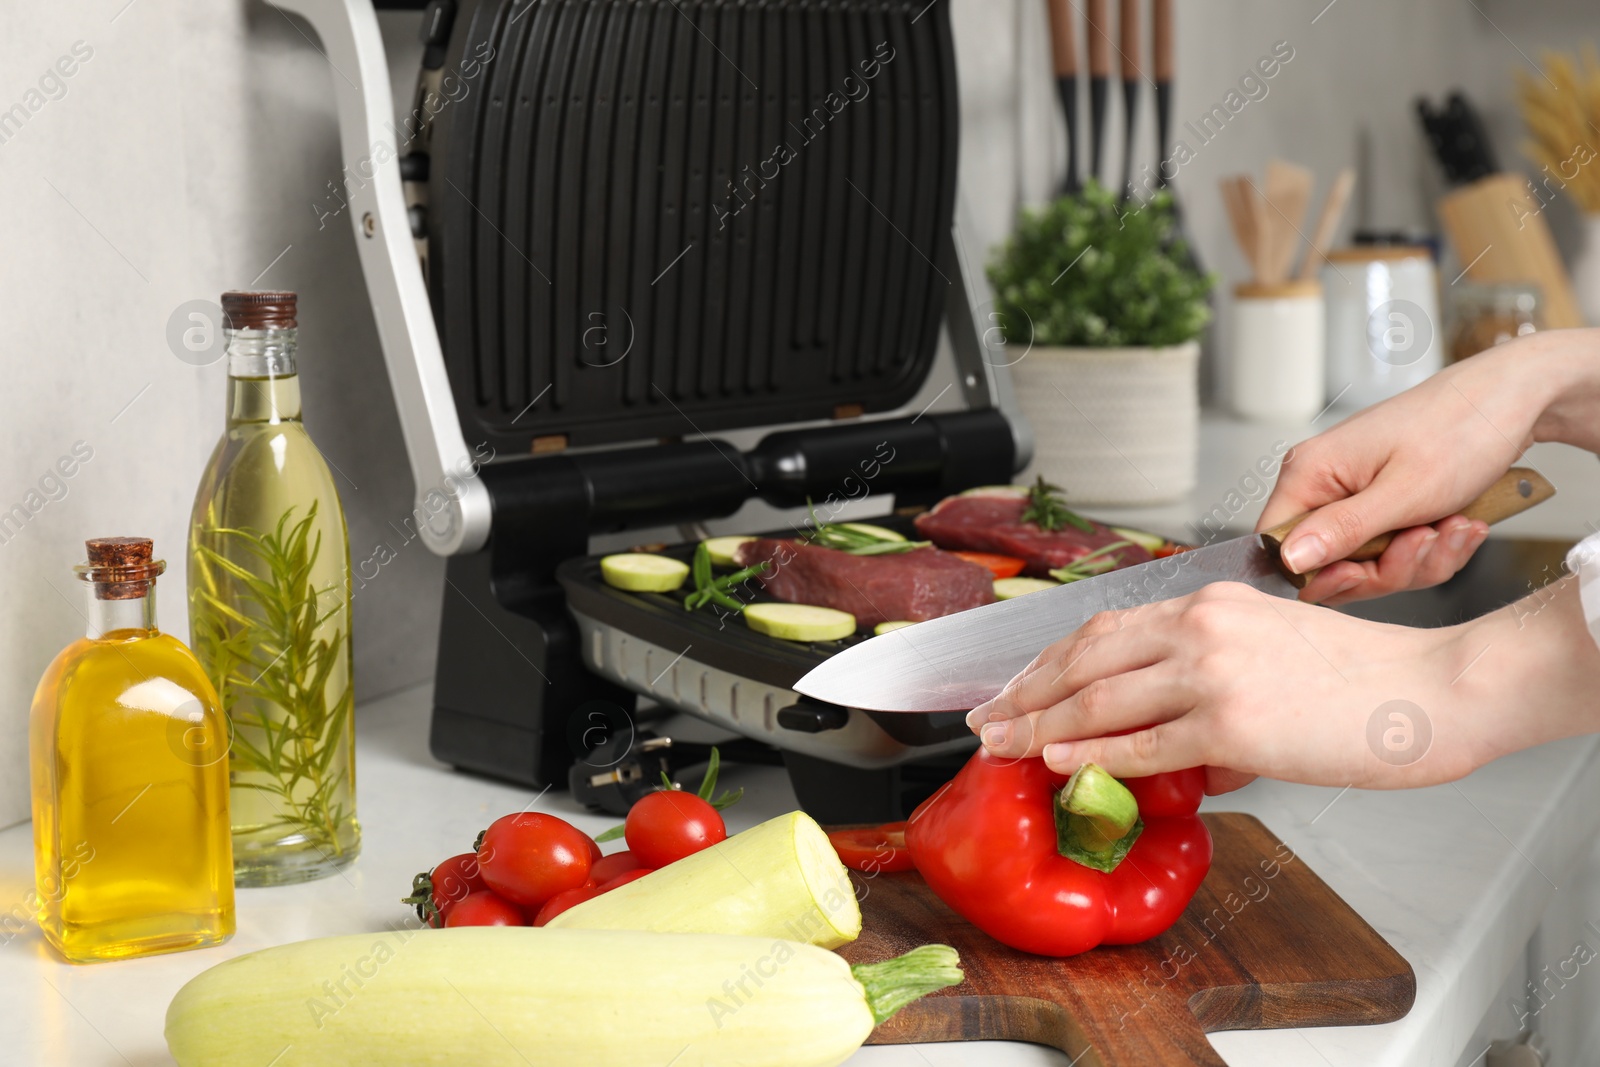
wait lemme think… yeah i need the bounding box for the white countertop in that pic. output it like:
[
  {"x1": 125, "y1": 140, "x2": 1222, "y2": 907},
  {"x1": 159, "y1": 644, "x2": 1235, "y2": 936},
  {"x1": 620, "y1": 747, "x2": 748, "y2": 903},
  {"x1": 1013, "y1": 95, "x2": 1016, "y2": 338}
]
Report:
[
  {"x1": 5, "y1": 411, "x2": 1599, "y2": 1067},
  {"x1": 3, "y1": 679, "x2": 1598, "y2": 1067}
]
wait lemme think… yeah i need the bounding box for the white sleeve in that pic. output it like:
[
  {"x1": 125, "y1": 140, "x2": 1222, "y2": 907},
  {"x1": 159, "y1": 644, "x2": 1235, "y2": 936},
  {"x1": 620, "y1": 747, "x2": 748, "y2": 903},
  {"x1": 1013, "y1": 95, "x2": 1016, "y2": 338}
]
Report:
[{"x1": 1568, "y1": 531, "x2": 1600, "y2": 650}]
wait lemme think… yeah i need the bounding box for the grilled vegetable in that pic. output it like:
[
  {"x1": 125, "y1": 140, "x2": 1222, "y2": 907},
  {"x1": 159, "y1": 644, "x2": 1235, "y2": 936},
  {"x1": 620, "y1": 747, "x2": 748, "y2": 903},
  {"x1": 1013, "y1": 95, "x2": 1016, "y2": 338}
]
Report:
[
  {"x1": 702, "y1": 535, "x2": 756, "y2": 567},
  {"x1": 550, "y1": 811, "x2": 862, "y2": 948},
  {"x1": 1048, "y1": 540, "x2": 1134, "y2": 583},
  {"x1": 836, "y1": 522, "x2": 906, "y2": 542},
  {"x1": 805, "y1": 504, "x2": 929, "y2": 555},
  {"x1": 994, "y1": 576, "x2": 1060, "y2": 599},
  {"x1": 874, "y1": 620, "x2": 917, "y2": 635},
  {"x1": 165, "y1": 927, "x2": 963, "y2": 1067},
  {"x1": 745, "y1": 603, "x2": 857, "y2": 642},
  {"x1": 1109, "y1": 526, "x2": 1168, "y2": 554},
  {"x1": 952, "y1": 551, "x2": 1027, "y2": 578},
  {"x1": 600, "y1": 553, "x2": 689, "y2": 592}
]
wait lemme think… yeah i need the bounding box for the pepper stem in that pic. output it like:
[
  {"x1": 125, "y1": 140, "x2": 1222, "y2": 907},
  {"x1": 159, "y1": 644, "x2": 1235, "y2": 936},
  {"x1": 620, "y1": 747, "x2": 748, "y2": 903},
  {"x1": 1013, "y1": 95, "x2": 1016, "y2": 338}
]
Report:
[
  {"x1": 850, "y1": 945, "x2": 964, "y2": 1026},
  {"x1": 1056, "y1": 763, "x2": 1143, "y2": 873}
]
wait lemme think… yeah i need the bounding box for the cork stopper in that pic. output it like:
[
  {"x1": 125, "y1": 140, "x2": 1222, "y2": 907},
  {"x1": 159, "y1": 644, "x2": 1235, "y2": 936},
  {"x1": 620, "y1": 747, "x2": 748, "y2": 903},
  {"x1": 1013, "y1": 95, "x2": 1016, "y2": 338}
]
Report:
[
  {"x1": 75, "y1": 537, "x2": 166, "y2": 600},
  {"x1": 222, "y1": 290, "x2": 297, "y2": 330}
]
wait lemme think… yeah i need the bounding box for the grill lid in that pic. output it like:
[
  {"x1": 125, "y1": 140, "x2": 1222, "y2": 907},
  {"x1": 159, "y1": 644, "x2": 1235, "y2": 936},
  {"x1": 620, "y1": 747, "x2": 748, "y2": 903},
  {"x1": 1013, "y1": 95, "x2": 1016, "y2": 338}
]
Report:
[{"x1": 425, "y1": 0, "x2": 960, "y2": 453}]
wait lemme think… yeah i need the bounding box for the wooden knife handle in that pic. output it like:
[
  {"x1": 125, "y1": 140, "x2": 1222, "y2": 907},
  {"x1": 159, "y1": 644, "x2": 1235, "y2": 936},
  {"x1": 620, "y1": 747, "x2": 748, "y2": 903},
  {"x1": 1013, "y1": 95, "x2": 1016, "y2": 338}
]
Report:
[
  {"x1": 1087, "y1": 0, "x2": 1110, "y2": 77},
  {"x1": 1152, "y1": 0, "x2": 1173, "y2": 83},
  {"x1": 1119, "y1": 0, "x2": 1140, "y2": 80},
  {"x1": 1048, "y1": 0, "x2": 1078, "y2": 77},
  {"x1": 1259, "y1": 467, "x2": 1556, "y2": 589}
]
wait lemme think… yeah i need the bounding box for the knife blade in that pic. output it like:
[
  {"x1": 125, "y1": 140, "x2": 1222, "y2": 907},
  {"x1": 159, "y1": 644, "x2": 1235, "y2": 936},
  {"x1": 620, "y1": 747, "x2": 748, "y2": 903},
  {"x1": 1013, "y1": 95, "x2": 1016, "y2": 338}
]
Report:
[{"x1": 793, "y1": 468, "x2": 1554, "y2": 712}]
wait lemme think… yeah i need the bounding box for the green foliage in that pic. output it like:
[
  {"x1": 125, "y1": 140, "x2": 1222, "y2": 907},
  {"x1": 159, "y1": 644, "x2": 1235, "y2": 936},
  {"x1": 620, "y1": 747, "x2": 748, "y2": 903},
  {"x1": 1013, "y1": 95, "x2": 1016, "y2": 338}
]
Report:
[{"x1": 987, "y1": 180, "x2": 1214, "y2": 349}]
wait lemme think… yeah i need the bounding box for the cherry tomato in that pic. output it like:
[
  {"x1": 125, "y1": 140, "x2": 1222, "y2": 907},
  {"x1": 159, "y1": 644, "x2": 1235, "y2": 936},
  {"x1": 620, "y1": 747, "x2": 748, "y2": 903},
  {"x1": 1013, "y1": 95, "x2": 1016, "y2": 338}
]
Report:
[
  {"x1": 828, "y1": 822, "x2": 915, "y2": 873},
  {"x1": 624, "y1": 791, "x2": 728, "y2": 868},
  {"x1": 445, "y1": 890, "x2": 526, "y2": 927},
  {"x1": 597, "y1": 868, "x2": 653, "y2": 892},
  {"x1": 589, "y1": 850, "x2": 643, "y2": 885},
  {"x1": 430, "y1": 853, "x2": 489, "y2": 921},
  {"x1": 532, "y1": 884, "x2": 605, "y2": 926},
  {"x1": 952, "y1": 551, "x2": 1027, "y2": 579},
  {"x1": 477, "y1": 812, "x2": 594, "y2": 908},
  {"x1": 586, "y1": 834, "x2": 603, "y2": 865}
]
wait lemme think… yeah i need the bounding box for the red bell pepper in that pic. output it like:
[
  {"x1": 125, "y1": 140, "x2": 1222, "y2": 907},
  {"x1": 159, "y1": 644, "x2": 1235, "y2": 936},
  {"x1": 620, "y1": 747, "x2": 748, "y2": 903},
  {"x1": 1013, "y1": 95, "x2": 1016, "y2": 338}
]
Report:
[{"x1": 905, "y1": 750, "x2": 1212, "y2": 957}]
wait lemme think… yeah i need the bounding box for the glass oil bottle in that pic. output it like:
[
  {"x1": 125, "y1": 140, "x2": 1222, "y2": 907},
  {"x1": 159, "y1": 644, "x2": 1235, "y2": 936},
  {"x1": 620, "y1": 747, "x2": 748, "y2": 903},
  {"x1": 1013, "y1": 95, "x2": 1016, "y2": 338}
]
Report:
[
  {"x1": 29, "y1": 538, "x2": 235, "y2": 963},
  {"x1": 188, "y1": 290, "x2": 360, "y2": 885}
]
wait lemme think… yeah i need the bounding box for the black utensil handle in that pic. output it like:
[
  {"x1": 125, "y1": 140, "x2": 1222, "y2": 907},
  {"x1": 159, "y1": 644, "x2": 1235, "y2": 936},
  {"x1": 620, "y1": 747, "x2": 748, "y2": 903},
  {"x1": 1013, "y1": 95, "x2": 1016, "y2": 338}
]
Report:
[
  {"x1": 1059, "y1": 76, "x2": 1080, "y2": 193},
  {"x1": 1120, "y1": 79, "x2": 1138, "y2": 198},
  {"x1": 1089, "y1": 76, "x2": 1108, "y2": 182},
  {"x1": 1155, "y1": 80, "x2": 1171, "y2": 187}
]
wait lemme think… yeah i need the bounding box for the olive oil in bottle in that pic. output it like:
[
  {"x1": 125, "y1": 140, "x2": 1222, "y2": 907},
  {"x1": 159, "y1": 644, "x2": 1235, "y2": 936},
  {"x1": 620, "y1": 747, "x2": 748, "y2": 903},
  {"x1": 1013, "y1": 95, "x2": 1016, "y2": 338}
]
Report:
[
  {"x1": 188, "y1": 291, "x2": 360, "y2": 886},
  {"x1": 30, "y1": 538, "x2": 235, "y2": 963}
]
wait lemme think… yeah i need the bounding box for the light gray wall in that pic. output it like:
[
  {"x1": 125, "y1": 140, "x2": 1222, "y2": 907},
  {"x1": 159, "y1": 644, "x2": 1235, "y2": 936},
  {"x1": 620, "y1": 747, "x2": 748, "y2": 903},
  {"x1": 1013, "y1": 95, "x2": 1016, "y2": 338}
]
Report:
[{"x1": 0, "y1": 0, "x2": 1590, "y2": 829}]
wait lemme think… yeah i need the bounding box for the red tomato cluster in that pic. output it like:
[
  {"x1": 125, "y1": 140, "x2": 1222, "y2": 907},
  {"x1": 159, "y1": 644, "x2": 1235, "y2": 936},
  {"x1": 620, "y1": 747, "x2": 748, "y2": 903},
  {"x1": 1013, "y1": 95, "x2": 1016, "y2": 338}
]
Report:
[{"x1": 404, "y1": 789, "x2": 732, "y2": 929}]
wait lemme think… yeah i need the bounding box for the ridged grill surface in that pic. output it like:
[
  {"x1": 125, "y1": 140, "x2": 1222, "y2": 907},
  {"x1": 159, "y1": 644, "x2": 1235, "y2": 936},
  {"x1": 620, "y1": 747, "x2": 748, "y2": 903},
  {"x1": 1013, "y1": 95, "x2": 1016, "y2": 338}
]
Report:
[{"x1": 429, "y1": 0, "x2": 958, "y2": 449}]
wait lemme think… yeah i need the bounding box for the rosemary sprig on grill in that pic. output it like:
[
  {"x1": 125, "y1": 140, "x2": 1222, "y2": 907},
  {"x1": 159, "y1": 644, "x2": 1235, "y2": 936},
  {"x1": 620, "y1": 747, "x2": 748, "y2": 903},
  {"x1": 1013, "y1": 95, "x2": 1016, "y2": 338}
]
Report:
[
  {"x1": 1049, "y1": 540, "x2": 1134, "y2": 583},
  {"x1": 1021, "y1": 476, "x2": 1095, "y2": 533},
  {"x1": 683, "y1": 542, "x2": 768, "y2": 612},
  {"x1": 804, "y1": 501, "x2": 930, "y2": 555}
]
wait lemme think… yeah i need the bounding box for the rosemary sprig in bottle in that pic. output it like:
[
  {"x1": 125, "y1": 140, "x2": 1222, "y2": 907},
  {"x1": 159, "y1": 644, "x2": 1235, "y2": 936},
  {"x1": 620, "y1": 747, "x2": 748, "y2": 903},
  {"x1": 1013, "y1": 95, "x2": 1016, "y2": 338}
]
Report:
[{"x1": 191, "y1": 502, "x2": 353, "y2": 856}]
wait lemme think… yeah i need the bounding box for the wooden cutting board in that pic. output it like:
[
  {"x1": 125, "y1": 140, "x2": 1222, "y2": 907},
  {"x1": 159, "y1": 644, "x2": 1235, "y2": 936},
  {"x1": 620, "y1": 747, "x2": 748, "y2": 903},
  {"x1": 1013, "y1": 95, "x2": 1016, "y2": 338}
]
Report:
[{"x1": 838, "y1": 813, "x2": 1414, "y2": 1065}]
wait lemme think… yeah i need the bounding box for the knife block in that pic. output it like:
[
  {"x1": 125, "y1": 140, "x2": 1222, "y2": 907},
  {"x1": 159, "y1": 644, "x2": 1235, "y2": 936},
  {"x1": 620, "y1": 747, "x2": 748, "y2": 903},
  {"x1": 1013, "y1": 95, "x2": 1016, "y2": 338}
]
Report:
[{"x1": 1437, "y1": 174, "x2": 1584, "y2": 328}]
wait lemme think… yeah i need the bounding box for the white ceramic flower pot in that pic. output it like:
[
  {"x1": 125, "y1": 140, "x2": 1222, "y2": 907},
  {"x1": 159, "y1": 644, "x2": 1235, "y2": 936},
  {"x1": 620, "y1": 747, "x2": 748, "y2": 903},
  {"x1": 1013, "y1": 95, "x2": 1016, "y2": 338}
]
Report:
[{"x1": 1010, "y1": 341, "x2": 1200, "y2": 505}]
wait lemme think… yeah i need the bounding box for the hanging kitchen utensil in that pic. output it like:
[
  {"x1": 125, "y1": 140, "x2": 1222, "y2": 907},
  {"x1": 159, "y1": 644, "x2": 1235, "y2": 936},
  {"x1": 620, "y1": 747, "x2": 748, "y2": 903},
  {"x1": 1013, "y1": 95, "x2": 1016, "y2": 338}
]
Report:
[
  {"x1": 1086, "y1": 0, "x2": 1110, "y2": 184},
  {"x1": 1152, "y1": 0, "x2": 1172, "y2": 188},
  {"x1": 1047, "y1": 0, "x2": 1081, "y2": 195},
  {"x1": 1118, "y1": 0, "x2": 1140, "y2": 199}
]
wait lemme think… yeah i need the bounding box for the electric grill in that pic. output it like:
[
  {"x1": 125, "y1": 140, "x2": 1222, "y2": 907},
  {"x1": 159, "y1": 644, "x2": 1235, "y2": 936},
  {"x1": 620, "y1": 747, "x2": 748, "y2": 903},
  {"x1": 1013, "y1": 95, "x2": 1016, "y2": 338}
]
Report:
[{"x1": 273, "y1": 0, "x2": 1031, "y2": 820}]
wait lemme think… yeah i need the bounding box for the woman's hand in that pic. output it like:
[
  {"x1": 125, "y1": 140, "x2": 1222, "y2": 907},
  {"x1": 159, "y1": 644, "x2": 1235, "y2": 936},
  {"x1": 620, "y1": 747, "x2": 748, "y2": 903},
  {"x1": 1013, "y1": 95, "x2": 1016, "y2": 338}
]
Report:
[
  {"x1": 1263, "y1": 330, "x2": 1595, "y2": 604},
  {"x1": 965, "y1": 577, "x2": 1600, "y2": 794}
]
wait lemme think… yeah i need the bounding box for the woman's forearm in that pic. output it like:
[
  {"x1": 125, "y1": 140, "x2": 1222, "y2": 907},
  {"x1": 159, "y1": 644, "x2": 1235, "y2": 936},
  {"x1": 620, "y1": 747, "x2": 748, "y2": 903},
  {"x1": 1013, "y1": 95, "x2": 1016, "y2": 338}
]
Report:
[
  {"x1": 1452, "y1": 576, "x2": 1600, "y2": 769},
  {"x1": 1526, "y1": 329, "x2": 1600, "y2": 453}
]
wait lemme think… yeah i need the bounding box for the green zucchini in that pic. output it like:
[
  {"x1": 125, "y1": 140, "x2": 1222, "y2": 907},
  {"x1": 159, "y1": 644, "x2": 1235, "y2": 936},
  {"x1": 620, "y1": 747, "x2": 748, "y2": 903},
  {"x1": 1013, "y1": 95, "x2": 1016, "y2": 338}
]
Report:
[
  {"x1": 836, "y1": 522, "x2": 906, "y2": 542},
  {"x1": 600, "y1": 553, "x2": 689, "y2": 592},
  {"x1": 165, "y1": 927, "x2": 963, "y2": 1067},
  {"x1": 873, "y1": 620, "x2": 917, "y2": 635},
  {"x1": 993, "y1": 576, "x2": 1061, "y2": 600},
  {"x1": 552, "y1": 811, "x2": 860, "y2": 948},
  {"x1": 745, "y1": 603, "x2": 857, "y2": 642},
  {"x1": 702, "y1": 535, "x2": 757, "y2": 567},
  {"x1": 1109, "y1": 526, "x2": 1168, "y2": 554}
]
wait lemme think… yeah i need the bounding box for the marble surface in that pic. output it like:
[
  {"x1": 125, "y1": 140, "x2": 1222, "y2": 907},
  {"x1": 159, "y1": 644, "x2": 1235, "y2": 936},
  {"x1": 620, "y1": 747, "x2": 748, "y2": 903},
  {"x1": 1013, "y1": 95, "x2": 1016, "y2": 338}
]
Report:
[{"x1": 2, "y1": 679, "x2": 1597, "y2": 1066}]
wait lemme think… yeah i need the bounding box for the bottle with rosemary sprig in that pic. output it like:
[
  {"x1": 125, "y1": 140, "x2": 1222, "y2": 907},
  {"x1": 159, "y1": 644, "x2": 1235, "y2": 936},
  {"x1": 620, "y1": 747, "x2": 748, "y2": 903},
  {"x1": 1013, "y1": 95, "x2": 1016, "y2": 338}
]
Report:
[{"x1": 187, "y1": 291, "x2": 360, "y2": 886}]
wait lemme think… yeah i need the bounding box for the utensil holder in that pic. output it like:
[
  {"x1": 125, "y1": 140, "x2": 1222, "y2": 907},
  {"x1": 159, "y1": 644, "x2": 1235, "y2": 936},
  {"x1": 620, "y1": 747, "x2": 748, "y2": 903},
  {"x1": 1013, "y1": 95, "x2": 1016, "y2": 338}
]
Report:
[{"x1": 1229, "y1": 280, "x2": 1325, "y2": 422}]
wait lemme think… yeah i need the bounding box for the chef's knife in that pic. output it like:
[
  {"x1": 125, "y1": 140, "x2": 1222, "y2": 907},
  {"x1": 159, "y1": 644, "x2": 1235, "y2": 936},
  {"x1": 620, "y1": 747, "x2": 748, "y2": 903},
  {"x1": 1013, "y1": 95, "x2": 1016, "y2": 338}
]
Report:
[{"x1": 794, "y1": 468, "x2": 1554, "y2": 712}]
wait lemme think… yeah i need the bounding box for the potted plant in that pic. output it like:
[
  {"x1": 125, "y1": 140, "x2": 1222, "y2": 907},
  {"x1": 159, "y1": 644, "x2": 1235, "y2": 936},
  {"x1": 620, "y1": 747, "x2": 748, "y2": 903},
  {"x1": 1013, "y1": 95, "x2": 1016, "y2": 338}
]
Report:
[{"x1": 987, "y1": 180, "x2": 1214, "y2": 505}]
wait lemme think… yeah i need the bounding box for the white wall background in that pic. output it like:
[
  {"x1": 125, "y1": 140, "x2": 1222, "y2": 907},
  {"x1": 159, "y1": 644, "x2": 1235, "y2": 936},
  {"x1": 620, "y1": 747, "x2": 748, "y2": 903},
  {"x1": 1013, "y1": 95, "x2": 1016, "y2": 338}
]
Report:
[{"x1": 0, "y1": 0, "x2": 1594, "y2": 830}]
